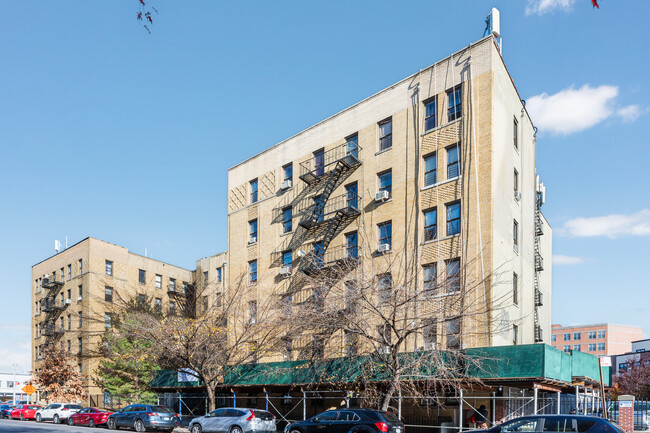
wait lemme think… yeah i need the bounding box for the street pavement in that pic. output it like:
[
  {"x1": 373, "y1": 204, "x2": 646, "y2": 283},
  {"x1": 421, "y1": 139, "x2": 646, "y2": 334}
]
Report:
[{"x1": 0, "y1": 419, "x2": 189, "y2": 432}]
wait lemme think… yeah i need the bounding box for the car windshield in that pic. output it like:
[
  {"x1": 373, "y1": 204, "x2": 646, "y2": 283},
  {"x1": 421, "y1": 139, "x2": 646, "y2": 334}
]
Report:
[
  {"x1": 151, "y1": 406, "x2": 174, "y2": 414},
  {"x1": 501, "y1": 418, "x2": 539, "y2": 432}
]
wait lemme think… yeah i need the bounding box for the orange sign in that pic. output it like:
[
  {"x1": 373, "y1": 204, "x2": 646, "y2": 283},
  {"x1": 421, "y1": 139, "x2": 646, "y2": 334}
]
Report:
[{"x1": 21, "y1": 384, "x2": 36, "y2": 396}]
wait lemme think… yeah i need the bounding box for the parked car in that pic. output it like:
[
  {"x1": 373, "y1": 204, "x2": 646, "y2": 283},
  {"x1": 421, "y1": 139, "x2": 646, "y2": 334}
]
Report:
[
  {"x1": 10, "y1": 404, "x2": 42, "y2": 420},
  {"x1": 284, "y1": 408, "x2": 405, "y2": 433},
  {"x1": 476, "y1": 415, "x2": 625, "y2": 433},
  {"x1": 68, "y1": 407, "x2": 113, "y2": 427},
  {"x1": 190, "y1": 408, "x2": 276, "y2": 433},
  {"x1": 0, "y1": 404, "x2": 14, "y2": 419},
  {"x1": 107, "y1": 404, "x2": 179, "y2": 432},
  {"x1": 35, "y1": 402, "x2": 83, "y2": 424}
]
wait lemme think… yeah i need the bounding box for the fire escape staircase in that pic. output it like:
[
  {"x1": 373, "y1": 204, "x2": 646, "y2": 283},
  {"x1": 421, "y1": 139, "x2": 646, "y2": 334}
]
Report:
[{"x1": 533, "y1": 192, "x2": 545, "y2": 343}]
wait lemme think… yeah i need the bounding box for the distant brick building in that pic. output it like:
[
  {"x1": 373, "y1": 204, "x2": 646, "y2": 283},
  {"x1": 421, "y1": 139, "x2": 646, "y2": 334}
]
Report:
[{"x1": 551, "y1": 323, "x2": 643, "y2": 356}]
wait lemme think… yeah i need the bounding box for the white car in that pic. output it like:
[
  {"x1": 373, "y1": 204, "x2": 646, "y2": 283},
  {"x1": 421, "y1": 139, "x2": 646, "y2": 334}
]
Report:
[{"x1": 35, "y1": 402, "x2": 83, "y2": 424}]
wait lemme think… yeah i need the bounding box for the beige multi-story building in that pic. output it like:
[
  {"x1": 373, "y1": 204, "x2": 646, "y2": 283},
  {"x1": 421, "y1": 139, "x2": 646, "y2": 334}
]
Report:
[
  {"x1": 226, "y1": 35, "x2": 552, "y2": 359},
  {"x1": 31, "y1": 237, "x2": 211, "y2": 397}
]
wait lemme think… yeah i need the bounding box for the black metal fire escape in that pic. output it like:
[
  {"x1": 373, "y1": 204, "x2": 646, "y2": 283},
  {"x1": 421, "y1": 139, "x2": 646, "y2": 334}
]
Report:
[
  {"x1": 40, "y1": 275, "x2": 67, "y2": 340},
  {"x1": 533, "y1": 186, "x2": 545, "y2": 343}
]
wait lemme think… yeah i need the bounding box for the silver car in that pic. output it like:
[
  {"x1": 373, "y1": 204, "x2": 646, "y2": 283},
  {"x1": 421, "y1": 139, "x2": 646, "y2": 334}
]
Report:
[{"x1": 189, "y1": 407, "x2": 276, "y2": 433}]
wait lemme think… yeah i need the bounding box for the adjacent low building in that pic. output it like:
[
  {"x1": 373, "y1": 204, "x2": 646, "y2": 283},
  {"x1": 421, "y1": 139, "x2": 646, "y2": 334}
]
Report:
[{"x1": 0, "y1": 372, "x2": 32, "y2": 402}]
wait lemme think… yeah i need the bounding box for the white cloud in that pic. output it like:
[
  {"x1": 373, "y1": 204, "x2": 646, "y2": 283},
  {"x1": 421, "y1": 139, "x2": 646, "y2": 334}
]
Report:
[
  {"x1": 526, "y1": 0, "x2": 575, "y2": 15},
  {"x1": 617, "y1": 104, "x2": 641, "y2": 122},
  {"x1": 563, "y1": 209, "x2": 650, "y2": 238},
  {"x1": 0, "y1": 322, "x2": 32, "y2": 374},
  {"x1": 553, "y1": 255, "x2": 586, "y2": 265},
  {"x1": 527, "y1": 84, "x2": 619, "y2": 134}
]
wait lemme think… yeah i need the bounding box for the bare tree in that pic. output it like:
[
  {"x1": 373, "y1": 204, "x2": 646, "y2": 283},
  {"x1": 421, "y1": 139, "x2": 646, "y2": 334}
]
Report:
[{"x1": 616, "y1": 362, "x2": 650, "y2": 399}]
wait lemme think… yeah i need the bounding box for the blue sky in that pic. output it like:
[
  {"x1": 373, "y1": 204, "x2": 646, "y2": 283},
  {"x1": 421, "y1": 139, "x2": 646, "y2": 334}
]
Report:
[{"x1": 1, "y1": 0, "x2": 648, "y2": 373}]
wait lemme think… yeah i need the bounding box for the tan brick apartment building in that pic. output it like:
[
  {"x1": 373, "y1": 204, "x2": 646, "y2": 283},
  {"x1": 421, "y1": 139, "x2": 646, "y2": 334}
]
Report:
[
  {"x1": 32, "y1": 237, "x2": 226, "y2": 397},
  {"x1": 551, "y1": 323, "x2": 643, "y2": 356},
  {"x1": 226, "y1": 35, "x2": 552, "y2": 359}
]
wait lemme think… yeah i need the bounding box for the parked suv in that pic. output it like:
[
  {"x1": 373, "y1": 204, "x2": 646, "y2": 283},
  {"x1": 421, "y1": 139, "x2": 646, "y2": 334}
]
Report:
[
  {"x1": 107, "y1": 404, "x2": 179, "y2": 432},
  {"x1": 0, "y1": 404, "x2": 14, "y2": 419},
  {"x1": 285, "y1": 408, "x2": 404, "y2": 433},
  {"x1": 35, "y1": 403, "x2": 83, "y2": 424},
  {"x1": 190, "y1": 407, "x2": 276, "y2": 433}
]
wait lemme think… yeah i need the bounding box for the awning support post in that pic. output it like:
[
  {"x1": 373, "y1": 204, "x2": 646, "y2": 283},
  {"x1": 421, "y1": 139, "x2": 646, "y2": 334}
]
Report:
[
  {"x1": 533, "y1": 387, "x2": 538, "y2": 415},
  {"x1": 557, "y1": 391, "x2": 561, "y2": 414},
  {"x1": 302, "y1": 390, "x2": 306, "y2": 420},
  {"x1": 398, "y1": 387, "x2": 402, "y2": 420},
  {"x1": 459, "y1": 388, "x2": 464, "y2": 432},
  {"x1": 265, "y1": 389, "x2": 269, "y2": 411}
]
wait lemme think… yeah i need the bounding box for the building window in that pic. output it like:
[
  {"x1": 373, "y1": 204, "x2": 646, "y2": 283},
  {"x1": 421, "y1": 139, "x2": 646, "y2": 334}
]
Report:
[
  {"x1": 563, "y1": 345, "x2": 571, "y2": 353},
  {"x1": 137, "y1": 294, "x2": 146, "y2": 306},
  {"x1": 248, "y1": 300, "x2": 258, "y2": 324},
  {"x1": 67, "y1": 315, "x2": 71, "y2": 330},
  {"x1": 378, "y1": 221, "x2": 392, "y2": 250},
  {"x1": 250, "y1": 179, "x2": 258, "y2": 203},
  {"x1": 446, "y1": 259, "x2": 460, "y2": 293},
  {"x1": 424, "y1": 97, "x2": 438, "y2": 131},
  {"x1": 424, "y1": 153, "x2": 437, "y2": 186},
  {"x1": 105, "y1": 260, "x2": 113, "y2": 276},
  {"x1": 78, "y1": 285, "x2": 83, "y2": 300},
  {"x1": 183, "y1": 282, "x2": 189, "y2": 294},
  {"x1": 513, "y1": 117, "x2": 519, "y2": 149},
  {"x1": 597, "y1": 330, "x2": 606, "y2": 339},
  {"x1": 513, "y1": 220, "x2": 519, "y2": 251},
  {"x1": 619, "y1": 363, "x2": 628, "y2": 372},
  {"x1": 378, "y1": 170, "x2": 392, "y2": 197},
  {"x1": 423, "y1": 318, "x2": 437, "y2": 348},
  {"x1": 282, "y1": 250, "x2": 292, "y2": 268},
  {"x1": 564, "y1": 333, "x2": 571, "y2": 341},
  {"x1": 378, "y1": 273, "x2": 392, "y2": 303},
  {"x1": 105, "y1": 313, "x2": 112, "y2": 329},
  {"x1": 249, "y1": 219, "x2": 258, "y2": 244},
  {"x1": 513, "y1": 325, "x2": 519, "y2": 345},
  {"x1": 447, "y1": 143, "x2": 460, "y2": 179},
  {"x1": 68, "y1": 264, "x2": 71, "y2": 280},
  {"x1": 423, "y1": 264, "x2": 437, "y2": 296},
  {"x1": 346, "y1": 133, "x2": 359, "y2": 158},
  {"x1": 283, "y1": 163, "x2": 293, "y2": 183},
  {"x1": 573, "y1": 332, "x2": 581, "y2": 340},
  {"x1": 588, "y1": 343, "x2": 596, "y2": 351},
  {"x1": 78, "y1": 338, "x2": 82, "y2": 355},
  {"x1": 78, "y1": 312, "x2": 83, "y2": 328},
  {"x1": 216, "y1": 267, "x2": 222, "y2": 283},
  {"x1": 155, "y1": 274, "x2": 162, "y2": 289},
  {"x1": 169, "y1": 278, "x2": 176, "y2": 292},
  {"x1": 423, "y1": 208, "x2": 437, "y2": 241},
  {"x1": 446, "y1": 317, "x2": 461, "y2": 349},
  {"x1": 346, "y1": 182, "x2": 358, "y2": 209},
  {"x1": 447, "y1": 85, "x2": 461, "y2": 121},
  {"x1": 61, "y1": 267, "x2": 65, "y2": 281},
  {"x1": 105, "y1": 287, "x2": 113, "y2": 303},
  {"x1": 313, "y1": 148, "x2": 325, "y2": 177},
  {"x1": 169, "y1": 301, "x2": 176, "y2": 315},
  {"x1": 282, "y1": 207, "x2": 293, "y2": 233},
  {"x1": 513, "y1": 272, "x2": 518, "y2": 305},
  {"x1": 346, "y1": 231, "x2": 358, "y2": 259},
  {"x1": 201, "y1": 272, "x2": 207, "y2": 287},
  {"x1": 446, "y1": 201, "x2": 461, "y2": 236},
  {"x1": 215, "y1": 292, "x2": 222, "y2": 308},
  {"x1": 589, "y1": 331, "x2": 597, "y2": 339},
  {"x1": 378, "y1": 118, "x2": 392, "y2": 151},
  {"x1": 597, "y1": 343, "x2": 605, "y2": 351},
  {"x1": 249, "y1": 260, "x2": 257, "y2": 284},
  {"x1": 514, "y1": 169, "x2": 519, "y2": 195},
  {"x1": 154, "y1": 298, "x2": 162, "y2": 312},
  {"x1": 552, "y1": 334, "x2": 556, "y2": 342},
  {"x1": 573, "y1": 344, "x2": 581, "y2": 351}
]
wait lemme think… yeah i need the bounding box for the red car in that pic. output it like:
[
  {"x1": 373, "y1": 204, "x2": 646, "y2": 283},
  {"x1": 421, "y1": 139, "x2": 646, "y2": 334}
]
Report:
[
  {"x1": 68, "y1": 407, "x2": 113, "y2": 427},
  {"x1": 10, "y1": 404, "x2": 42, "y2": 420}
]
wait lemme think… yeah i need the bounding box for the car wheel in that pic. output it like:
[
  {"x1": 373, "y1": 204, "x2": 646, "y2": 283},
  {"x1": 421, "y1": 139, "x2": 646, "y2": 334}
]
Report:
[
  {"x1": 20, "y1": 414, "x2": 25, "y2": 421},
  {"x1": 68, "y1": 416, "x2": 75, "y2": 426},
  {"x1": 230, "y1": 426, "x2": 243, "y2": 433},
  {"x1": 108, "y1": 418, "x2": 118, "y2": 430},
  {"x1": 36, "y1": 413, "x2": 42, "y2": 422},
  {"x1": 134, "y1": 419, "x2": 146, "y2": 432},
  {"x1": 191, "y1": 424, "x2": 203, "y2": 433},
  {"x1": 53, "y1": 414, "x2": 60, "y2": 424},
  {"x1": 290, "y1": 430, "x2": 303, "y2": 433},
  {"x1": 89, "y1": 418, "x2": 95, "y2": 427}
]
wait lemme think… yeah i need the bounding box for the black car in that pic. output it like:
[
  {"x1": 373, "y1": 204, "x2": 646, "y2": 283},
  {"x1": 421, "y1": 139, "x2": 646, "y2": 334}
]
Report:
[
  {"x1": 107, "y1": 404, "x2": 180, "y2": 432},
  {"x1": 284, "y1": 408, "x2": 404, "y2": 433},
  {"x1": 0, "y1": 404, "x2": 13, "y2": 419},
  {"x1": 477, "y1": 415, "x2": 625, "y2": 433}
]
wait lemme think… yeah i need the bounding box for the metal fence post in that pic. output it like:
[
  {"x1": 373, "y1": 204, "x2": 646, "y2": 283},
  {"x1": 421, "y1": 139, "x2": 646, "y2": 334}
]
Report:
[
  {"x1": 233, "y1": 391, "x2": 237, "y2": 408},
  {"x1": 557, "y1": 391, "x2": 561, "y2": 414},
  {"x1": 302, "y1": 391, "x2": 306, "y2": 420},
  {"x1": 265, "y1": 390, "x2": 269, "y2": 411},
  {"x1": 398, "y1": 388, "x2": 402, "y2": 420},
  {"x1": 533, "y1": 388, "x2": 538, "y2": 415},
  {"x1": 459, "y1": 388, "x2": 464, "y2": 432}
]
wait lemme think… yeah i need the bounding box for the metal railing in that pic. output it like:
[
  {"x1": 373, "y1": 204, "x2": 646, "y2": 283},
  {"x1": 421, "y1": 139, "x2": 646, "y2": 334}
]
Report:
[
  {"x1": 299, "y1": 142, "x2": 361, "y2": 184},
  {"x1": 301, "y1": 244, "x2": 360, "y2": 275},
  {"x1": 298, "y1": 193, "x2": 361, "y2": 228}
]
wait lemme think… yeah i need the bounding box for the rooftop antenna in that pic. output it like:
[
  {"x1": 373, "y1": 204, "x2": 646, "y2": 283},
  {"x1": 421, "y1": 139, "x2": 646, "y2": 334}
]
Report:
[
  {"x1": 55, "y1": 240, "x2": 62, "y2": 252},
  {"x1": 484, "y1": 7, "x2": 502, "y2": 53}
]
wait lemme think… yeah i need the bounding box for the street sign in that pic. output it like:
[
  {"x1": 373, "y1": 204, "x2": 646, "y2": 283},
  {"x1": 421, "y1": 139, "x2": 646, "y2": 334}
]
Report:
[
  {"x1": 600, "y1": 356, "x2": 611, "y2": 367},
  {"x1": 22, "y1": 384, "x2": 36, "y2": 396}
]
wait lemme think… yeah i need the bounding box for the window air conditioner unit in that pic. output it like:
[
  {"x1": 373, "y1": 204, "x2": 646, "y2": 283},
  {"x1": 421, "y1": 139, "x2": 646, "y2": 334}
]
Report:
[
  {"x1": 379, "y1": 346, "x2": 390, "y2": 354},
  {"x1": 280, "y1": 266, "x2": 292, "y2": 277},
  {"x1": 375, "y1": 190, "x2": 390, "y2": 202},
  {"x1": 281, "y1": 180, "x2": 292, "y2": 190},
  {"x1": 514, "y1": 191, "x2": 522, "y2": 201},
  {"x1": 378, "y1": 243, "x2": 391, "y2": 253},
  {"x1": 64, "y1": 299, "x2": 71, "y2": 305},
  {"x1": 77, "y1": 296, "x2": 83, "y2": 302},
  {"x1": 422, "y1": 342, "x2": 435, "y2": 351},
  {"x1": 41, "y1": 277, "x2": 49, "y2": 287},
  {"x1": 249, "y1": 236, "x2": 257, "y2": 244},
  {"x1": 248, "y1": 317, "x2": 257, "y2": 325}
]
